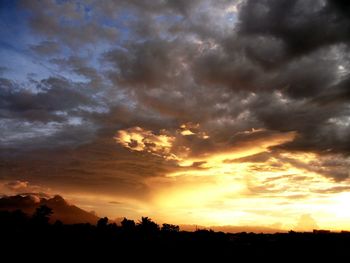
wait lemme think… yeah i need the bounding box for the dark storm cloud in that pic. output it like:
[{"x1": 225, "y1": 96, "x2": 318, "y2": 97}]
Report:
[
  {"x1": 238, "y1": 0, "x2": 350, "y2": 59},
  {"x1": 0, "y1": 138, "x2": 178, "y2": 199},
  {"x1": 249, "y1": 90, "x2": 350, "y2": 155},
  {"x1": 0, "y1": 77, "x2": 93, "y2": 122},
  {"x1": 278, "y1": 154, "x2": 350, "y2": 181},
  {"x1": 100, "y1": 0, "x2": 349, "y2": 161},
  {"x1": 1, "y1": 0, "x2": 350, "y2": 197},
  {"x1": 104, "y1": 39, "x2": 187, "y2": 88},
  {"x1": 0, "y1": 76, "x2": 103, "y2": 149},
  {"x1": 94, "y1": 0, "x2": 200, "y2": 17},
  {"x1": 315, "y1": 72, "x2": 350, "y2": 105},
  {"x1": 190, "y1": 0, "x2": 350, "y2": 162}
]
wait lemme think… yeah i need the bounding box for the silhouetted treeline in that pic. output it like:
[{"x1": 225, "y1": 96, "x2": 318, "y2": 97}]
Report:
[{"x1": 0, "y1": 206, "x2": 349, "y2": 261}]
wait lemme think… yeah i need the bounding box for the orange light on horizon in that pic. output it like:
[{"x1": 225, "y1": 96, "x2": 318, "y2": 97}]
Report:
[{"x1": 108, "y1": 125, "x2": 350, "y2": 230}]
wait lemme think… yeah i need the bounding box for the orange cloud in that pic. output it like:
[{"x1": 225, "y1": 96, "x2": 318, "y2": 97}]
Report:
[
  {"x1": 113, "y1": 125, "x2": 350, "y2": 230},
  {"x1": 114, "y1": 126, "x2": 177, "y2": 160},
  {"x1": 5, "y1": 180, "x2": 29, "y2": 191}
]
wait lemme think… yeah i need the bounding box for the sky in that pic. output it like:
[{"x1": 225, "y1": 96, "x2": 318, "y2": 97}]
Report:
[{"x1": 1, "y1": 0, "x2": 350, "y2": 231}]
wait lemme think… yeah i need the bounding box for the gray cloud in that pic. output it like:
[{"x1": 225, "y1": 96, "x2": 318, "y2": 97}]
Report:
[
  {"x1": 21, "y1": 0, "x2": 118, "y2": 49},
  {"x1": 0, "y1": 77, "x2": 94, "y2": 122},
  {"x1": 100, "y1": 0, "x2": 350, "y2": 159},
  {"x1": 1, "y1": 0, "x2": 350, "y2": 201},
  {"x1": 227, "y1": 152, "x2": 272, "y2": 163},
  {"x1": 313, "y1": 186, "x2": 350, "y2": 194},
  {"x1": 0, "y1": 76, "x2": 103, "y2": 149},
  {"x1": 0, "y1": 138, "x2": 178, "y2": 199},
  {"x1": 51, "y1": 56, "x2": 103, "y2": 88},
  {"x1": 278, "y1": 154, "x2": 350, "y2": 181},
  {"x1": 238, "y1": 0, "x2": 350, "y2": 59},
  {"x1": 30, "y1": 41, "x2": 61, "y2": 56}
]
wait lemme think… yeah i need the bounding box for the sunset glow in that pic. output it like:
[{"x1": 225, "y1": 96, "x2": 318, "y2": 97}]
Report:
[{"x1": 1, "y1": 0, "x2": 350, "y2": 232}]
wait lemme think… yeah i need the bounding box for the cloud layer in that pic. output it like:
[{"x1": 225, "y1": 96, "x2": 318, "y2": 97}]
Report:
[{"x1": 0, "y1": 0, "x2": 350, "y2": 226}]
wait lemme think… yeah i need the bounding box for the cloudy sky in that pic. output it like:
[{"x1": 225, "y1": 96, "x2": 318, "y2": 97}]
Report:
[{"x1": 1, "y1": 0, "x2": 350, "y2": 230}]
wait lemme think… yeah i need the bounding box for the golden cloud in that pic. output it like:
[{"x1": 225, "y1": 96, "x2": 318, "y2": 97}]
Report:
[{"x1": 114, "y1": 126, "x2": 177, "y2": 160}]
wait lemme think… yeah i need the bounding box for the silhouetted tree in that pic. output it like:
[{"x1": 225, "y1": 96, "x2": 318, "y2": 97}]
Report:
[
  {"x1": 54, "y1": 219, "x2": 63, "y2": 227},
  {"x1": 1, "y1": 208, "x2": 350, "y2": 260},
  {"x1": 121, "y1": 217, "x2": 136, "y2": 232},
  {"x1": 97, "y1": 217, "x2": 109, "y2": 228},
  {"x1": 0, "y1": 209, "x2": 28, "y2": 229},
  {"x1": 137, "y1": 217, "x2": 159, "y2": 235},
  {"x1": 161, "y1": 223, "x2": 180, "y2": 232},
  {"x1": 32, "y1": 205, "x2": 53, "y2": 224}
]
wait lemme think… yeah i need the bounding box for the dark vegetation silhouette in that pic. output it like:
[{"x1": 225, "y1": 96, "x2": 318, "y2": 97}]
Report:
[
  {"x1": 0, "y1": 194, "x2": 99, "y2": 224},
  {"x1": 32, "y1": 204, "x2": 53, "y2": 225},
  {"x1": 161, "y1": 223, "x2": 180, "y2": 232},
  {"x1": 0, "y1": 206, "x2": 349, "y2": 261},
  {"x1": 97, "y1": 216, "x2": 109, "y2": 228}
]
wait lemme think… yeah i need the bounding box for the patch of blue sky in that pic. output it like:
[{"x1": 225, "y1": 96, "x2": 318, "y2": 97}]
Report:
[
  {"x1": 97, "y1": 9, "x2": 138, "y2": 42},
  {"x1": 0, "y1": 0, "x2": 130, "y2": 99},
  {"x1": 0, "y1": 1, "x2": 55, "y2": 83},
  {"x1": 225, "y1": 11, "x2": 238, "y2": 24},
  {"x1": 0, "y1": 0, "x2": 36, "y2": 47},
  {"x1": 0, "y1": 42, "x2": 53, "y2": 83},
  {"x1": 154, "y1": 14, "x2": 184, "y2": 23}
]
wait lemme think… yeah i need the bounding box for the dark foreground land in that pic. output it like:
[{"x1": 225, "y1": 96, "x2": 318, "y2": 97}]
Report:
[{"x1": 1, "y1": 207, "x2": 350, "y2": 261}]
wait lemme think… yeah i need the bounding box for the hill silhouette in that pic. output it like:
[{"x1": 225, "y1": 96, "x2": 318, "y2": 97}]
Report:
[
  {"x1": 0, "y1": 193, "x2": 98, "y2": 224},
  {"x1": 0, "y1": 194, "x2": 349, "y2": 261}
]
